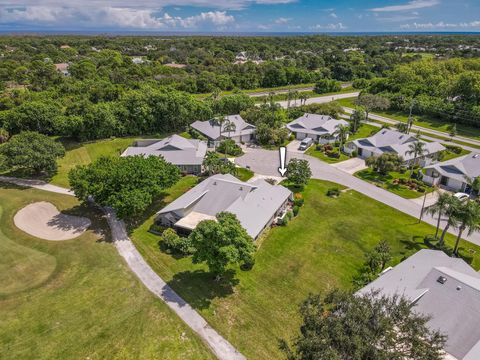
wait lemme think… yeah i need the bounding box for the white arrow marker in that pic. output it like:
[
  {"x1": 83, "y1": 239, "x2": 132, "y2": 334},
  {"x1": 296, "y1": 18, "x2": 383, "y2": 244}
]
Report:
[{"x1": 278, "y1": 146, "x2": 287, "y2": 177}]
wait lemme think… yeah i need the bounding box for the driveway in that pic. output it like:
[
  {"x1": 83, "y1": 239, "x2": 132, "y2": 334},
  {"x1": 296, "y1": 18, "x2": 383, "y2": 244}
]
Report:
[
  {"x1": 286, "y1": 140, "x2": 304, "y2": 153},
  {"x1": 332, "y1": 158, "x2": 367, "y2": 174},
  {"x1": 235, "y1": 148, "x2": 480, "y2": 246}
]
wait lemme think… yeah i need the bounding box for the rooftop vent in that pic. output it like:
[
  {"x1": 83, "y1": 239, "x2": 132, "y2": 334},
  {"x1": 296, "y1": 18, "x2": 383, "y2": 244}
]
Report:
[
  {"x1": 239, "y1": 187, "x2": 243, "y2": 191},
  {"x1": 437, "y1": 276, "x2": 447, "y2": 284},
  {"x1": 456, "y1": 285, "x2": 462, "y2": 291},
  {"x1": 213, "y1": 181, "x2": 217, "y2": 185},
  {"x1": 474, "y1": 154, "x2": 479, "y2": 158}
]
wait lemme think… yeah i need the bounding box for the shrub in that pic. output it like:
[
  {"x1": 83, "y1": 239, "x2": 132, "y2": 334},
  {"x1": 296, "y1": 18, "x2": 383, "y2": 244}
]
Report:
[
  {"x1": 293, "y1": 205, "x2": 300, "y2": 216},
  {"x1": 351, "y1": 150, "x2": 358, "y2": 157},
  {"x1": 316, "y1": 144, "x2": 323, "y2": 151},
  {"x1": 286, "y1": 211, "x2": 294, "y2": 220},
  {"x1": 323, "y1": 144, "x2": 333, "y2": 151},
  {"x1": 445, "y1": 144, "x2": 462, "y2": 154},
  {"x1": 294, "y1": 198, "x2": 305, "y2": 207},
  {"x1": 326, "y1": 150, "x2": 340, "y2": 158},
  {"x1": 161, "y1": 228, "x2": 194, "y2": 255},
  {"x1": 327, "y1": 187, "x2": 341, "y2": 197},
  {"x1": 288, "y1": 134, "x2": 295, "y2": 141},
  {"x1": 417, "y1": 187, "x2": 426, "y2": 193},
  {"x1": 217, "y1": 139, "x2": 242, "y2": 156}
]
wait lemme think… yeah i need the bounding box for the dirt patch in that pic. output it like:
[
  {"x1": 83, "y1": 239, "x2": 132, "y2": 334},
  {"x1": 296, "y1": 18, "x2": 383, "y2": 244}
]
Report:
[{"x1": 14, "y1": 202, "x2": 91, "y2": 241}]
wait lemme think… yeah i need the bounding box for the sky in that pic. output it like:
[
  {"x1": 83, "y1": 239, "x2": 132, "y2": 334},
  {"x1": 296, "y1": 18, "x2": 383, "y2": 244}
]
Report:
[{"x1": 0, "y1": 0, "x2": 478, "y2": 33}]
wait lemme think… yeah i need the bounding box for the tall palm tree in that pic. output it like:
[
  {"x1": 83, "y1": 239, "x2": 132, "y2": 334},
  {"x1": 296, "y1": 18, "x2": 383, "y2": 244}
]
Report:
[
  {"x1": 292, "y1": 90, "x2": 299, "y2": 106},
  {"x1": 405, "y1": 141, "x2": 429, "y2": 177},
  {"x1": 407, "y1": 115, "x2": 416, "y2": 134},
  {"x1": 222, "y1": 120, "x2": 236, "y2": 159},
  {"x1": 333, "y1": 124, "x2": 350, "y2": 152},
  {"x1": 300, "y1": 93, "x2": 307, "y2": 106},
  {"x1": 426, "y1": 192, "x2": 456, "y2": 239},
  {"x1": 438, "y1": 196, "x2": 462, "y2": 247},
  {"x1": 453, "y1": 201, "x2": 480, "y2": 256},
  {"x1": 214, "y1": 115, "x2": 227, "y2": 150}
]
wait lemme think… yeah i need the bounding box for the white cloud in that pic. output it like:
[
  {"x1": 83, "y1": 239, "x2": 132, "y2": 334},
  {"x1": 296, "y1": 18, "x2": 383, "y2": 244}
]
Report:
[
  {"x1": 400, "y1": 20, "x2": 480, "y2": 29},
  {"x1": 377, "y1": 14, "x2": 420, "y2": 22},
  {"x1": 310, "y1": 22, "x2": 346, "y2": 30},
  {"x1": 274, "y1": 17, "x2": 291, "y2": 24},
  {"x1": 329, "y1": 12, "x2": 338, "y2": 19},
  {"x1": 0, "y1": 6, "x2": 235, "y2": 29},
  {"x1": 371, "y1": 0, "x2": 439, "y2": 12}
]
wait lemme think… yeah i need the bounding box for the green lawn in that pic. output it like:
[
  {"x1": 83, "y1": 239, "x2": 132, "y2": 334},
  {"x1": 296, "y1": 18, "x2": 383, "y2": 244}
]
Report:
[
  {"x1": 131, "y1": 178, "x2": 480, "y2": 359},
  {"x1": 349, "y1": 123, "x2": 380, "y2": 141},
  {"x1": 51, "y1": 137, "x2": 137, "y2": 188},
  {"x1": 355, "y1": 168, "x2": 433, "y2": 199},
  {"x1": 305, "y1": 146, "x2": 350, "y2": 163},
  {"x1": 235, "y1": 167, "x2": 254, "y2": 182},
  {"x1": 0, "y1": 184, "x2": 213, "y2": 360},
  {"x1": 441, "y1": 147, "x2": 470, "y2": 161}
]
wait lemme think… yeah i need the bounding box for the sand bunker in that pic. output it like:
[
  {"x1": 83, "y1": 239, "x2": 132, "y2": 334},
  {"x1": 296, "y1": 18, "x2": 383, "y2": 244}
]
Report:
[{"x1": 14, "y1": 202, "x2": 91, "y2": 241}]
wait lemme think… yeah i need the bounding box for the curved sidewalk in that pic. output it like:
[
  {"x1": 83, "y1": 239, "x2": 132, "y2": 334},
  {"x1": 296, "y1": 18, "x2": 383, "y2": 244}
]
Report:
[{"x1": 0, "y1": 176, "x2": 245, "y2": 360}]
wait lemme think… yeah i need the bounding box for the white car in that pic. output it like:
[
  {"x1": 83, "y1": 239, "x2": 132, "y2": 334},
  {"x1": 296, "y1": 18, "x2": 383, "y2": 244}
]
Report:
[{"x1": 454, "y1": 192, "x2": 470, "y2": 201}]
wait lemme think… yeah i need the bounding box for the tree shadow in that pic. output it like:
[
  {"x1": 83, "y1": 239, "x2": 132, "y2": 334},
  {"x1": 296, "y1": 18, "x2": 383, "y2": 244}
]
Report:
[
  {"x1": 0, "y1": 181, "x2": 27, "y2": 191},
  {"x1": 61, "y1": 203, "x2": 112, "y2": 243},
  {"x1": 167, "y1": 269, "x2": 239, "y2": 310}
]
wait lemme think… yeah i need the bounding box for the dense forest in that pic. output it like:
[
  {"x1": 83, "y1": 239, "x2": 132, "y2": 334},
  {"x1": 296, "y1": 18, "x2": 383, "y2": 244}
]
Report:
[{"x1": 0, "y1": 34, "x2": 479, "y2": 141}]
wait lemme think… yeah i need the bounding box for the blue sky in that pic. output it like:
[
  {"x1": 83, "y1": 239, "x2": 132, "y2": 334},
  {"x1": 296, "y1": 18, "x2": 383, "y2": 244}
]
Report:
[{"x1": 0, "y1": 0, "x2": 478, "y2": 32}]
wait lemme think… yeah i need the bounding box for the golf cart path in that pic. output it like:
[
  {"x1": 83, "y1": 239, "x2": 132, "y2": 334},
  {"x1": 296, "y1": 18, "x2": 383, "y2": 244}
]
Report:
[{"x1": 0, "y1": 176, "x2": 245, "y2": 360}]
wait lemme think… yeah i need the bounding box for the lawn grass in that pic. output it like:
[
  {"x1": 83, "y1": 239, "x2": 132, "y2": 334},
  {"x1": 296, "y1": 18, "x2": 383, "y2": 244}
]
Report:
[
  {"x1": 235, "y1": 167, "x2": 254, "y2": 182},
  {"x1": 305, "y1": 146, "x2": 350, "y2": 163},
  {"x1": 355, "y1": 168, "x2": 433, "y2": 199},
  {"x1": 179, "y1": 131, "x2": 192, "y2": 139},
  {"x1": 131, "y1": 178, "x2": 480, "y2": 359},
  {"x1": 0, "y1": 184, "x2": 213, "y2": 359},
  {"x1": 441, "y1": 147, "x2": 470, "y2": 161},
  {"x1": 51, "y1": 137, "x2": 136, "y2": 188},
  {"x1": 348, "y1": 123, "x2": 380, "y2": 141}
]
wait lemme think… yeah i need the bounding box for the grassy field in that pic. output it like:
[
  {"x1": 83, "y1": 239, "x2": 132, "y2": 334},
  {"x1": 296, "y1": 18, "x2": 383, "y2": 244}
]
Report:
[
  {"x1": 0, "y1": 185, "x2": 213, "y2": 360},
  {"x1": 51, "y1": 137, "x2": 137, "y2": 188},
  {"x1": 131, "y1": 178, "x2": 480, "y2": 359},
  {"x1": 355, "y1": 168, "x2": 433, "y2": 199}
]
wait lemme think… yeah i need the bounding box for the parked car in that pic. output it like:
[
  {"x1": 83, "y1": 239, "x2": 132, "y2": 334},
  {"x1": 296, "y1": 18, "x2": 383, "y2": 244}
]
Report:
[
  {"x1": 299, "y1": 137, "x2": 313, "y2": 151},
  {"x1": 454, "y1": 192, "x2": 470, "y2": 202}
]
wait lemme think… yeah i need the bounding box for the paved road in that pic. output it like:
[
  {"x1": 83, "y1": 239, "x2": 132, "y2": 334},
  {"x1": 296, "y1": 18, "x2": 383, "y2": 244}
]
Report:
[
  {"x1": 275, "y1": 92, "x2": 360, "y2": 109},
  {"x1": 235, "y1": 148, "x2": 480, "y2": 246},
  {"x1": 343, "y1": 107, "x2": 480, "y2": 149},
  {"x1": 0, "y1": 176, "x2": 245, "y2": 360},
  {"x1": 247, "y1": 82, "x2": 352, "y2": 98}
]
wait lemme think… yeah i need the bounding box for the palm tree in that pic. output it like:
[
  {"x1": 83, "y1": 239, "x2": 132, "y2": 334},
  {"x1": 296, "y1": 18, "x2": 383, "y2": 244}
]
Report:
[
  {"x1": 407, "y1": 115, "x2": 416, "y2": 134},
  {"x1": 286, "y1": 90, "x2": 292, "y2": 109},
  {"x1": 405, "y1": 141, "x2": 429, "y2": 177},
  {"x1": 222, "y1": 120, "x2": 236, "y2": 159},
  {"x1": 214, "y1": 115, "x2": 227, "y2": 150},
  {"x1": 300, "y1": 93, "x2": 307, "y2": 106},
  {"x1": 453, "y1": 201, "x2": 480, "y2": 256},
  {"x1": 292, "y1": 90, "x2": 299, "y2": 106},
  {"x1": 333, "y1": 124, "x2": 350, "y2": 152},
  {"x1": 203, "y1": 151, "x2": 220, "y2": 175},
  {"x1": 349, "y1": 108, "x2": 365, "y2": 134},
  {"x1": 438, "y1": 196, "x2": 462, "y2": 247},
  {"x1": 426, "y1": 192, "x2": 456, "y2": 239}
]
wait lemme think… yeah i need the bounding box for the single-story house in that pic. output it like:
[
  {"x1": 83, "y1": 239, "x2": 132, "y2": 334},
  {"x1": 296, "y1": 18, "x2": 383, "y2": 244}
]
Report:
[
  {"x1": 54, "y1": 63, "x2": 70, "y2": 76},
  {"x1": 423, "y1": 152, "x2": 480, "y2": 193},
  {"x1": 190, "y1": 115, "x2": 256, "y2": 147},
  {"x1": 344, "y1": 129, "x2": 445, "y2": 166},
  {"x1": 121, "y1": 134, "x2": 207, "y2": 175},
  {"x1": 358, "y1": 249, "x2": 480, "y2": 360},
  {"x1": 156, "y1": 173, "x2": 292, "y2": 239},
  {"x1": 286, "y1": 113, "x2": 349, "y2": 144}
]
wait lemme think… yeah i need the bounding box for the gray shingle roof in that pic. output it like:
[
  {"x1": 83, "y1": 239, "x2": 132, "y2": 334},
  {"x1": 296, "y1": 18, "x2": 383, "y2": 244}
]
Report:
[
  {"x1": 286, "y1": 113, "x2": 349, "y2": 136},
  {"x1": 352, "y1": 129, "x2": 445, "y2": 161},
  {"x1": 425, "y1": 153, "x2": 480, "y2": 182},
  {"x1": 359, "y1": 249, "x2": 480, "y2": 359},
  {"x1": 158, "y1": 174, "x2": 292, "y2": 238},
  {"x1": 190, "y1": 115, "x2": 256, "y2": 140},
  {"x1": 121, "y1": 134, "x2": 207, "y2": 165}
]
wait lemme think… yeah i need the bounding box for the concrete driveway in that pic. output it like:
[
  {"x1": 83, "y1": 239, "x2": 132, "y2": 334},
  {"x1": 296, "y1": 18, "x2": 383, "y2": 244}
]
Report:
[
  {"x1": 332, "y1": 158, "x2": 367, "y2": 174},
  {"x1": 235, "y1": 148, "x2": 480, "y2": 245},
  {"x1": 286, "y1": 140, "x2": 304, "y2": 153}
]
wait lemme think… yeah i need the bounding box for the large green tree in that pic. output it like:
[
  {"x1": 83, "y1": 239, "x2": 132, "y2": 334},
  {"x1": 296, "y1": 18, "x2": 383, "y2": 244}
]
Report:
[
  {"x1": 287, "y1": 159, "x2": 312, "y2": 188},
  {"x1": 189, "y1": 212, "x2": 255, "y2": 276},
  {"x1": 281, "y1": 289, "x2": 446, "y2": 360},
  {"x1": 0, "y1": 131, "x2": 65, "y2": 175},
  {"x1": 355, "y1": 93, "x2": 390, "y2": 121},
  {"x1": 69, "y1": 155, "x2": 180, "y2": 219}
]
